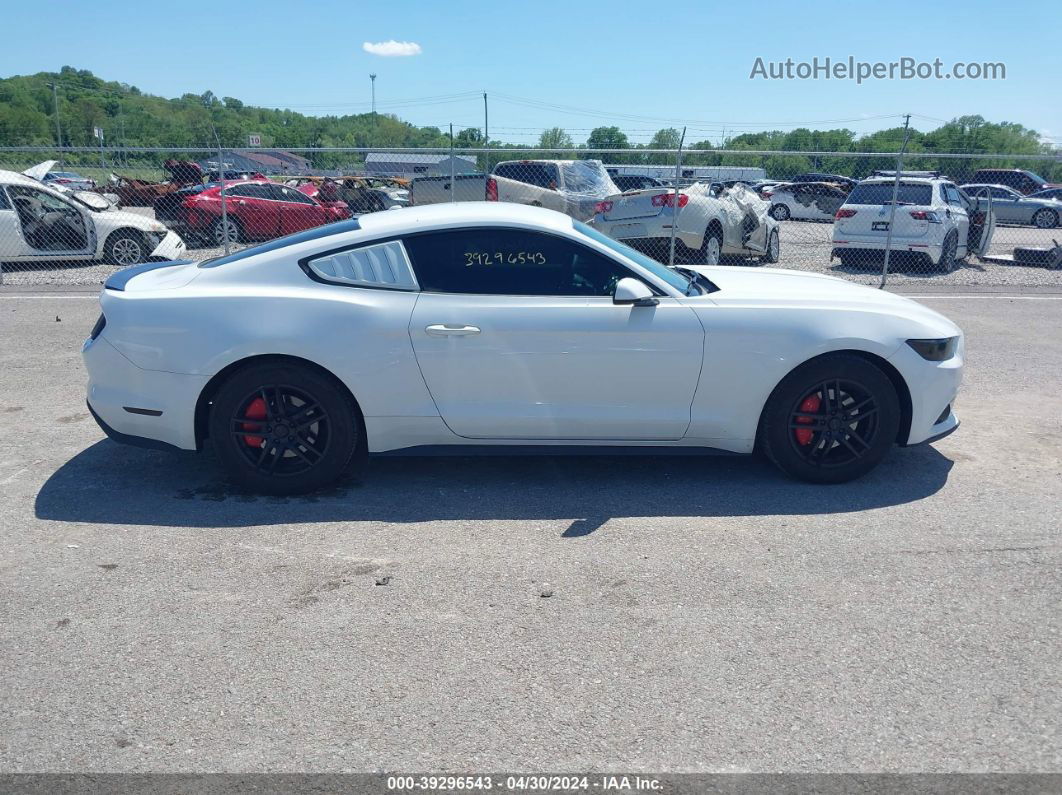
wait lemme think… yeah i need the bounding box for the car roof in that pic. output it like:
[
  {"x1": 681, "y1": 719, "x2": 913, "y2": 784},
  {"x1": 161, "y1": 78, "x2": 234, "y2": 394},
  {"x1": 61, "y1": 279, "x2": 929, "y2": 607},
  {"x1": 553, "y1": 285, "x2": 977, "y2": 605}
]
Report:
[{"x1": 356, "y1": 201, "x2": 576, "y2": 236}]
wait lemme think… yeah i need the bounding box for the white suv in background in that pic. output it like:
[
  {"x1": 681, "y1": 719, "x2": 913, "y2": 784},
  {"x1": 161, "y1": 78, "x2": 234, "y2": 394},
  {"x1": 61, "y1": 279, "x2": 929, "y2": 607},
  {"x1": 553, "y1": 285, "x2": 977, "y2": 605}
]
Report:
[{"x1": 831, "y1": 175, "x2": 995, "y2": 273}]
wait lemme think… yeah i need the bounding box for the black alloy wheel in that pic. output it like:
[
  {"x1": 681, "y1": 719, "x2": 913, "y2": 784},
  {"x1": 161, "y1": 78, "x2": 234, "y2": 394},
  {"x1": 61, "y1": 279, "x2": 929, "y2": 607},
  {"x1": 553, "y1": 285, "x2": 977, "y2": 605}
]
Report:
[{"x1": 209, "y1": 362, "x2": 358, "y2": 494}]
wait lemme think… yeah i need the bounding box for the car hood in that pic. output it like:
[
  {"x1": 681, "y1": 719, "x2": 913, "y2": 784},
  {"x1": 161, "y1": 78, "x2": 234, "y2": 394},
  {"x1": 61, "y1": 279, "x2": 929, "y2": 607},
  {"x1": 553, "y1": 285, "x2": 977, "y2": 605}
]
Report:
[
  {"x1": 688, "y1": 265, "x2": 960, "y2": 335},
  {"x1": 93, "y1": 207, "x2": 169, "y2": 234},
  {"x1": 22, "y1": 160, "x2": 57, "y2": 182}
]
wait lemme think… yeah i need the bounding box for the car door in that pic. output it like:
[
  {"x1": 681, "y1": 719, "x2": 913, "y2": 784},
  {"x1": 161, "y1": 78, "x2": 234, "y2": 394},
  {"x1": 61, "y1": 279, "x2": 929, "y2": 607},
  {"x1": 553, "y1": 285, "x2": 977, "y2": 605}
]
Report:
[
  {"x1": 5, "y1": 183, "x2": 94, "y2": 258},
  {"x1": 271, "y1": 185, "x2": 325, "y2": 235},
  {"x1": 0, "y1": 186, "x2": 25, "y2": 259},
  {"x1": 225, "y1": 183, "x2": 280, "y2": 239},
  {"x1": 941, "y1": 184, "x2": 970, "y2": 252},
  {"x1": 404, "y1": 226, "x2": 705, "y2": 440},
  {"x1": 788, "y1": 185, "x2": 814, "y2": 219},
  {"x1": 962, "y1": 190, "x2": 996, "y2": 257},
  {"x1": 993, "y1": 186, "x2": 1027, "y2": 223}
]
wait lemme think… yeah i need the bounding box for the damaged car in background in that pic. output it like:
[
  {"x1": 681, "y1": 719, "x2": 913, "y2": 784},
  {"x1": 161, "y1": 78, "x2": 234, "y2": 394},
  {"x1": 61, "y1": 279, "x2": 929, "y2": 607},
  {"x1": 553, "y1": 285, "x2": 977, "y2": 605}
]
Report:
[
  {"x1": 286, "y1": 175, "x2": 410, "y2": 214},
  {"x1": 0, "y1": 168, "x2": 185, "y2": 266},
  {"x1": 487, "y1": 159, "x2": 619, "y2": 221},
  {"x1": 102, "y1": 159, "x2": 204, "y2": 207},
  {"x1": 591, "y1": 181, "x2": 780, "y2": 265},
  {"x1": 763, "y1": 181, "x2": 852, "y2": 222},
  {"x1": 154, "y1": 179, "x2": 351, "y2": 247}
]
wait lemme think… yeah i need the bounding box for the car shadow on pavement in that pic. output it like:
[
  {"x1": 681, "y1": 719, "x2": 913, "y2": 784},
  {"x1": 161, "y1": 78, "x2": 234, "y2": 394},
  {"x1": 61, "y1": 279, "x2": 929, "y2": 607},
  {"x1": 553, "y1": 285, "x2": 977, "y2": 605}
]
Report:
[{"x1": 35, "y1": 439, "x2": 954, "y2": 532}]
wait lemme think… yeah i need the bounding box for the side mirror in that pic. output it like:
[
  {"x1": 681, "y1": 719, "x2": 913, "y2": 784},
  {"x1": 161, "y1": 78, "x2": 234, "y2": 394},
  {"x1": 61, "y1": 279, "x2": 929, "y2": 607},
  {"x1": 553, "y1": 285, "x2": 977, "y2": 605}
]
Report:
[{"x1": 613, "y1": 277, "x2": 658, "y2": 307}]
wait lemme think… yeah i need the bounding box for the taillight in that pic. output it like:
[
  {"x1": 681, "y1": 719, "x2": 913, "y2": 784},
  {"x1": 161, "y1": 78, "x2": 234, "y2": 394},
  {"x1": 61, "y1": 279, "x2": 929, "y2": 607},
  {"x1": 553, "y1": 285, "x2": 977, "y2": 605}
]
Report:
[
  {"x1": 909, "y1": 210, "x2": 941, "y2": 223},
  {"x1": 89, "y1": 313, "x2": 106, "y2": 340},
  {"x1": 594, "y1": 200, "x2": 613, "y2": 215},
  {"x1": 835, "y1": 208, "x2": 857, "y2": 219},
  {"x1": 56, "y1": 178, "x2": 72, "y2": 184},
  {"x1": 485, "y1": 177, "x2": 498, "y2": 201},
  {"x1": 650, "y1": 192, "x2": 688, "y2": 208},
  {"x1": 760, "y1": 191, "x2": 773, "y2": 199}
]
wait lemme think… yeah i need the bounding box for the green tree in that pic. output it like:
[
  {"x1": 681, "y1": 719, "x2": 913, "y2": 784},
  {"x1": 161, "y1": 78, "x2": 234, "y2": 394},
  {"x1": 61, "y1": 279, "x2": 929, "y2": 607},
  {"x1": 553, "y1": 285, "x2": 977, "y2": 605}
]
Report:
[{"x1": 538, "y1": 127, "x2": 573, "y2": 150}]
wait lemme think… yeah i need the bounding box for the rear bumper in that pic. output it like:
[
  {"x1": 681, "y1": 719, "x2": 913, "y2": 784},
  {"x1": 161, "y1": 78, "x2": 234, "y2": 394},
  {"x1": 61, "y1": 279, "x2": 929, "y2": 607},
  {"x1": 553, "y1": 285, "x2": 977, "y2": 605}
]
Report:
[
  {"x1": 594, "y1": 223, "x2": 704, "y2": 253},
  {"x1": 82, "y1": 334, "x2": 207, "y2": 451},
  {"x1": 832, "y1": 236, "x2": 941, "y2": 264},
  {"x1": 87, "y1": 401, "x2": 182, "y2": 452}
]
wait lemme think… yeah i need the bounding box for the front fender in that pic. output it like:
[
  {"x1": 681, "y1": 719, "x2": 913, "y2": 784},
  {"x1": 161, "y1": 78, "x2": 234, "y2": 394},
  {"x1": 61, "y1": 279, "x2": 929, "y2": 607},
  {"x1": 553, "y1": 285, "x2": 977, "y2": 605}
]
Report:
[{"x1": 686, "y1": 303, "x2": 914, "y2": 445}]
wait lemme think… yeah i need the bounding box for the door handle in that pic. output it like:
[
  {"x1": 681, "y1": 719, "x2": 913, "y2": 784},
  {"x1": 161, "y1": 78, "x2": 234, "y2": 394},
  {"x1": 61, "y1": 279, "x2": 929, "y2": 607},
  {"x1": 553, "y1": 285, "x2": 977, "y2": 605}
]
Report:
[
  {"x1": 237, "y1": 200, "x2": 246, "y2": 205},
  {"x1": 426, "y1": 324, "x2": 481, "y2": 337}
]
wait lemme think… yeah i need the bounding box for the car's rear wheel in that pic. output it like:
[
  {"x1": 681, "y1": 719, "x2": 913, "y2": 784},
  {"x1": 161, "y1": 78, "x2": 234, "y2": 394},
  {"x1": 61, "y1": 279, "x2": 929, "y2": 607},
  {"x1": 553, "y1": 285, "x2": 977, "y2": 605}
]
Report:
[
  {"x1": 105, "y1": 230, "x2": 147, "y2": 266},
  {"x1": 1032, "y1": 208, "x2": 1058, "y2": 229},
  {"x1": 209, "y1": 362, "x2": 358, "y2": 494},
  {"x1": 213, "y1": 216, "x2": 242, "y2": 246},
  {"x1": 699, "y1": 226, "x2": 723, "y2": 265},
  {"x1": 771, "y1": 203, "x2": 790, "y2": 221},
  {"x1": 937, "y1": 232, "x2": 958, "y2": 273},
  {"x1": 759, "y1": 354, "x2": 900, "y2": 484}
]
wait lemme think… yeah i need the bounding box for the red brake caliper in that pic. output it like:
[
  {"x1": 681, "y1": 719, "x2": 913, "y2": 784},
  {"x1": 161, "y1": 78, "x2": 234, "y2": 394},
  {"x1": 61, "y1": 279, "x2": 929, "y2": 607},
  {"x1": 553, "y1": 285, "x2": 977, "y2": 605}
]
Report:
[
  {"x1": 794, "y1": 393, "x2": 821, "y2": 446},
  {"x1": 242, "y1": 397, "x2": 268, "y2": 447}
]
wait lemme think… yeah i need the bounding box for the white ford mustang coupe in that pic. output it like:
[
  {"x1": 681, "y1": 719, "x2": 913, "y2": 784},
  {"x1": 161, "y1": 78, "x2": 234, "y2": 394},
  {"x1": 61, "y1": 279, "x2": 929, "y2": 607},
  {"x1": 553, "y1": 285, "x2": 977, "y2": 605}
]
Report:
[{"x1": 83, "y1": 203, "x2": 963, "y2": 493}]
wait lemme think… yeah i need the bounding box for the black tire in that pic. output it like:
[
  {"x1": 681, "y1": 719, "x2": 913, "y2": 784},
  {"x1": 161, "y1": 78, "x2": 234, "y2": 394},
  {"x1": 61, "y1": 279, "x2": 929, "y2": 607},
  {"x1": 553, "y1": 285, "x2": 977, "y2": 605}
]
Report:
[
  {"x1": 212, "y1": 216, "x2": 243, "y2": 246},
  {"x1": 771, "y1": 203, "x2": 790, "y2": 221},
  {"x1": 209, "y1": 362, "x2": 359, "y2": 494},
  {"x1": 759, "y1": 353, "x2": 900, "y2": 484},
  {"x1": 105, "y1": 230, "x2": 147, "y2": 266},
  {"x1": 761, "y1": 228, "x2": 780, "y2": 264},
  {"x1": 699, "y1": 225, "x2": 723, "y2": 265},
  {"x1": 1032, "y1": 208, "x2": 1058, "y2": 229},
  {"x1": 937, "y1": 232, "x2": 957, "y2": 273}
]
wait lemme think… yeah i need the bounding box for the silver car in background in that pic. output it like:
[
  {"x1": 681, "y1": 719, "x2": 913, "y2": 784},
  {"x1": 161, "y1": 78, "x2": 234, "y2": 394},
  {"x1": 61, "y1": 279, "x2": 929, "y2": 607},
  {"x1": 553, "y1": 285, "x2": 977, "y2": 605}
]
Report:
[
  {"x1": 41, "y1": 170, "x2": 98, "y2": 192},
  {"x1": 960, "y1": 184, "x2": 1062, "y2": 228}
]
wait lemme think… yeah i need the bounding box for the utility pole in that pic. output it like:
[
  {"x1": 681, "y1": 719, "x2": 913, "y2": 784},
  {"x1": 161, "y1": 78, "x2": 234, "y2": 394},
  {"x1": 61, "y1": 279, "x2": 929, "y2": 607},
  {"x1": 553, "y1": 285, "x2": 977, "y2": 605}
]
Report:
[
  {"x1": 667, "y1": 127, "x2": 687, "y2": 268},
  {"x1": 880, "y1": 113, "x2": 912, "y2": 289},
  {"x1": 369, "y1": 74, "x2": 377, "y2": 123},
  {"x1": 48, "y1": 81, "x2": 64, "y2": 169},
  {"x1": 212, "y1": 125, "x2": 231, "y2": 256},
  {"x1": 483, "y1": 92, "x2": 489, "y2": 174}
]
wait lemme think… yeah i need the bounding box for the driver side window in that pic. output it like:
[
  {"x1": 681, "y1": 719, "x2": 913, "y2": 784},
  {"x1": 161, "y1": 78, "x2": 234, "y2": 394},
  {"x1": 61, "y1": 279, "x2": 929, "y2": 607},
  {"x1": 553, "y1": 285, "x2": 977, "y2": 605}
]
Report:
[{"x1": 402, "y1": 228, "x2": 640, "y2": 296}]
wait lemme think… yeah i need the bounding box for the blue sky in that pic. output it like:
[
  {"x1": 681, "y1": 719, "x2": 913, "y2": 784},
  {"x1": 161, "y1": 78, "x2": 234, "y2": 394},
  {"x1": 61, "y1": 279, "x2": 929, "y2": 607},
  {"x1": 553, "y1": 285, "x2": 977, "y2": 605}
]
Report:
[{"x1": 2, "y1": 0, "x2": 1058, "y2": 146}]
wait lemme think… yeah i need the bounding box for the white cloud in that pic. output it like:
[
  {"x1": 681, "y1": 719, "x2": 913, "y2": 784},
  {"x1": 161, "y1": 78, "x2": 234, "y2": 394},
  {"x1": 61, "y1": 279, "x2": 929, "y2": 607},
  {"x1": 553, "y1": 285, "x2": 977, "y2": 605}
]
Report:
[{"x1": 363, "y1": 40, "x2": 422, "y2": 57}]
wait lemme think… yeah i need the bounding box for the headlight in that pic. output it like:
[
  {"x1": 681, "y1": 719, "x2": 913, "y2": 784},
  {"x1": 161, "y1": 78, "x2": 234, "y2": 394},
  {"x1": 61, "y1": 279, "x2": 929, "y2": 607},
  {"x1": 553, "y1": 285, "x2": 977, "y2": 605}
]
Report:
[{"x1": 906, "y1": 337, "x2": 958, "y2": 361}]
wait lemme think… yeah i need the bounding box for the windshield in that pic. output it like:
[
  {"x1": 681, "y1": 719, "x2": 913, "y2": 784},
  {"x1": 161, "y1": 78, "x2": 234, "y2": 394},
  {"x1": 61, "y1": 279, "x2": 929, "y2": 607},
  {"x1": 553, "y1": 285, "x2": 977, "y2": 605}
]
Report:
[
  {"x1": 562, "y1": 161, "x2": 618, "y2": 197},
  {"x1": 846, "y1": 183, "x2": 933, "y2": 206},
  {"x1": 574, "y1": 221, "x2": 695, "y2": 294},
  {"x1": 1025, "y1": 171, "x2": 1047, "y2": 184}
]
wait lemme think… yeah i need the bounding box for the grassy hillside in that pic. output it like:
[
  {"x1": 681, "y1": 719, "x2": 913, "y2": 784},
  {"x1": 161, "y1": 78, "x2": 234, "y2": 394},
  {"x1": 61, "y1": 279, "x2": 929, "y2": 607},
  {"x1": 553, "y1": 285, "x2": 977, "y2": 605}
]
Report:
[{"x1": 0, "y1": 66, "x2": 452, "y2": 152}]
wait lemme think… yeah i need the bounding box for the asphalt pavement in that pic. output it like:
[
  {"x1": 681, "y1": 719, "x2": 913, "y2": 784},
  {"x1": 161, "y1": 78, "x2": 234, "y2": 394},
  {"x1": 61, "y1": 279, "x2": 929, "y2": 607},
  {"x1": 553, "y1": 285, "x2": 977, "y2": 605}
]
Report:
[{"x1": 0, "y1": 291, "x2": 1059, "y2": 772}]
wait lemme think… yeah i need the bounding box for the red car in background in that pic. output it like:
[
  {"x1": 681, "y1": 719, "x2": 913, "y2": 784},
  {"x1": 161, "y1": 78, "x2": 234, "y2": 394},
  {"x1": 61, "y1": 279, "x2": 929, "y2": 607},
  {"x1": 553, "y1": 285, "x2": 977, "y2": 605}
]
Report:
[{"x1": 154, "y1": 180, "x2": 350, "y2": 246}]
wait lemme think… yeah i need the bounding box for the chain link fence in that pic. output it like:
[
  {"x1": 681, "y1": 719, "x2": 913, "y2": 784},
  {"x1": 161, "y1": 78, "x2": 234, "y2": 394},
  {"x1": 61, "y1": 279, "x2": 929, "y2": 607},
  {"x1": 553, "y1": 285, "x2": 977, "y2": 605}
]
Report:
[{"x1": 1, "y1": 146, "x2": 1059, "y2": 287}]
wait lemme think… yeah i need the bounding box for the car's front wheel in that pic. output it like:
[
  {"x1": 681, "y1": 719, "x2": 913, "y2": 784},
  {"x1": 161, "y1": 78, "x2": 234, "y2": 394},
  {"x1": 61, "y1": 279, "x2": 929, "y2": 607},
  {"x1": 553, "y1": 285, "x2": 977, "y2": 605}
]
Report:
[
  {"x1": 105, "y1": 230, "x2": 147, "y2": 266},
  {"x1": 759, "y1": 353, "x2": 900, "y2": 484},
  {"x1": 209, "y1": 361, "x2": 359, "y2": 494},
  {"x1": 761, "y1": 228, "x2": 780, "y2": 264}
]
